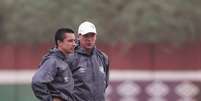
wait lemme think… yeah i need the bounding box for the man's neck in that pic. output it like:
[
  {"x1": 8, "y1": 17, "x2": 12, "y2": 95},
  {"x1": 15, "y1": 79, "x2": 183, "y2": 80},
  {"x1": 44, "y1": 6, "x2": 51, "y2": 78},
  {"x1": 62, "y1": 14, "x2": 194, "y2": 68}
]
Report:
[
  {"x1": 85, "y1": 48, "x2": 92, "y2": 55},
  {"x1": 58, "y1": 47, "x2": 69, "y2": 56}
]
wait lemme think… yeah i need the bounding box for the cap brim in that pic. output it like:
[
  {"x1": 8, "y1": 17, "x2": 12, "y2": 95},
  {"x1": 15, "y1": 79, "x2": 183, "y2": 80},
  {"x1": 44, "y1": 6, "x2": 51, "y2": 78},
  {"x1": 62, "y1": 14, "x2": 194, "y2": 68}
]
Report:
[{"x1": 80, "y1": 32, "x2": 97, "y2": 35}]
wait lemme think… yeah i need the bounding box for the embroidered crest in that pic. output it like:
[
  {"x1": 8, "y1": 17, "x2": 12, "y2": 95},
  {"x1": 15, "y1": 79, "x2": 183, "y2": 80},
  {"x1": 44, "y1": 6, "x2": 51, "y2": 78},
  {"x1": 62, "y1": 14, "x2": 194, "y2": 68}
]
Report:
[
  {"x1": 99, "y1": 66, "x2": 104, "y2": 74},
  {"x1": 79, "y1": 67, "x2": 86, "y2": 73},
  {"x1": 64, "y1": 77, "x2": 69, "y2": 82}
]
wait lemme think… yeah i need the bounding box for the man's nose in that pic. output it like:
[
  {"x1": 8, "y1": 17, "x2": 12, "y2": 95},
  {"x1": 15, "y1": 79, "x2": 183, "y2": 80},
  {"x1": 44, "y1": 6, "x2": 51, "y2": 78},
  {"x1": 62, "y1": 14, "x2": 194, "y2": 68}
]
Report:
[{"x1": 73, "y1": 41, "x2": 76, "y2": 46}]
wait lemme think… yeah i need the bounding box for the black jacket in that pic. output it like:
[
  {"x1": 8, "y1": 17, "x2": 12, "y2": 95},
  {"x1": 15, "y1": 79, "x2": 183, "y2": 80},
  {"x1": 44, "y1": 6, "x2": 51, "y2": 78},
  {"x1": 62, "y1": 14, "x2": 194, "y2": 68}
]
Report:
[
  {"x1": 67, "y1": 46, "x2": 109, "y2": 101},
  {"x1": 32, "y1": 48, "x2": 75, "y2": 101}
]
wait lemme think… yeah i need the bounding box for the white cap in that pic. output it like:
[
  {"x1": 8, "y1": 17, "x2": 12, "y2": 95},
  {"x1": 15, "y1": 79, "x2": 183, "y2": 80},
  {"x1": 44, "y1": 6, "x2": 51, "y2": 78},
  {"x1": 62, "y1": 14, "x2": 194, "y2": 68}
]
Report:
[{"x1": 78, "y1": 21, "x2": 97, "y2": 35}]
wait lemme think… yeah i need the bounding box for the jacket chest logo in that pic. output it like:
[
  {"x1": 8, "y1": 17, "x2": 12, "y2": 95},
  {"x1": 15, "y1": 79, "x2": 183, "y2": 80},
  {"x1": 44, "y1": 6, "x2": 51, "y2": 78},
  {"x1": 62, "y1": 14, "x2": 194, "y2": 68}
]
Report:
[
  {"x1": 79, "y1": 67, "x2": 86, "y2": 73},
  {"x1": 99, "y1": 66, "x2": 104, "y2": 74},
  {"x1": 64, "y1": 77, "x2": 69, "y2": 82}
]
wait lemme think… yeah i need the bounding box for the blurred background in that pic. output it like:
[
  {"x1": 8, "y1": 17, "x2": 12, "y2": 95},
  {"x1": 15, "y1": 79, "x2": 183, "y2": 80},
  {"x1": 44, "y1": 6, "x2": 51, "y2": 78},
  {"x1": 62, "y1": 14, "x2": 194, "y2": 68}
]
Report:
[{"x1": 0, "y1": 0, "x2": 201, "y2": 101}]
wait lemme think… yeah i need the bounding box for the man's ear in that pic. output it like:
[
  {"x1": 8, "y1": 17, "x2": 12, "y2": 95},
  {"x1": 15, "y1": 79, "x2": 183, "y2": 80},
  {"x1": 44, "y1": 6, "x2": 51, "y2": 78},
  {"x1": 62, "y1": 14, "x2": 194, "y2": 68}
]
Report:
[
  {"x1": 57, "y1": 40, "x2": 62, "y2": 46},
  {"x1": 78, "y1": 34, "x2": 81, "y2": 40}
]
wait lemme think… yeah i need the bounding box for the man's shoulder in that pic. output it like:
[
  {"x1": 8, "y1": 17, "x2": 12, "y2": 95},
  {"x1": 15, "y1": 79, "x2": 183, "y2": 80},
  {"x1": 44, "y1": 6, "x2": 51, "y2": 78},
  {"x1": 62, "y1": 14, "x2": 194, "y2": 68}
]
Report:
[
  {"x1": 67, "y1": 53, "x2": 79, "y2": 59},
  {"x1": 37, "y1": 55, "x2": 57, "y2": 68},
  {"x1": 96, "y1": 48, "x2": 109, "y2": 72},
  {"x1": 66, "y1": 53, "x2": 79, "y2": 64},
  {"x1": 96, "y1": 48, "x2": 108, "y2": 59},
  {"x1": 43, "y1": 55, "x2": 60, "y2": 63}
]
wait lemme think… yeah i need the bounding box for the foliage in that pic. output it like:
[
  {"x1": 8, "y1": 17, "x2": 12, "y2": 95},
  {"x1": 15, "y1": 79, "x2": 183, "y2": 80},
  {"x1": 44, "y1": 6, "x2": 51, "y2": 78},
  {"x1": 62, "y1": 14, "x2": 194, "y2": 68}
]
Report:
[{"x1": 1, "y1": 0, "x2": 201, "y2": 44}]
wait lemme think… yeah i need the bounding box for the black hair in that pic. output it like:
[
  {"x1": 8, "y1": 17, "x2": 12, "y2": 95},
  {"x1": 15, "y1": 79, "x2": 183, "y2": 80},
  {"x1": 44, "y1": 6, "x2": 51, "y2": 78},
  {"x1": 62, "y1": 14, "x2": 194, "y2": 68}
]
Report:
[{"x1": 54, "y1": 28, "x2": 74, "y2": 47}]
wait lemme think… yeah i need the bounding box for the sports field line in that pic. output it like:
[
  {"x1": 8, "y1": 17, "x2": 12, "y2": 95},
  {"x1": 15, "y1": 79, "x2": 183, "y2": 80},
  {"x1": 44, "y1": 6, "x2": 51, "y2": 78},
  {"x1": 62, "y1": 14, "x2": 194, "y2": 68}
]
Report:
[{"x1": 0, "y1": 70, "x2": 200, "y2": 84}]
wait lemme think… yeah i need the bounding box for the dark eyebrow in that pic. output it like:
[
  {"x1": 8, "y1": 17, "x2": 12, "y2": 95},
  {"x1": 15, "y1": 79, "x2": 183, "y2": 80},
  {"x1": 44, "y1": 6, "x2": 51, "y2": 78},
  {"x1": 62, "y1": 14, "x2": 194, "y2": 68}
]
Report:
[{"x1": 67, "y1": 38, "x2": 75, "y2": 42}]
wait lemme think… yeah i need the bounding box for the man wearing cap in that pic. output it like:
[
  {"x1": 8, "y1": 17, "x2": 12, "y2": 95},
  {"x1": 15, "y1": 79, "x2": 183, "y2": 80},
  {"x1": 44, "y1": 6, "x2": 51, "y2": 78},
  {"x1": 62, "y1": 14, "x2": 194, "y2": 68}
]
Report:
[{"x1": 67, "y1": 21, "x2": 110, "y2": 101}]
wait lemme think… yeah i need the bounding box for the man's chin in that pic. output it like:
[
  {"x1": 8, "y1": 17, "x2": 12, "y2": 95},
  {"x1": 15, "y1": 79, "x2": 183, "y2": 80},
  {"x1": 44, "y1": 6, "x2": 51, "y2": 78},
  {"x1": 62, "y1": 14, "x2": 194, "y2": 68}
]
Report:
[
  {"x1": 67, "y1": 50, "x2": 74, "y2": 54},
  {"x1": 70, "y1": 50, "x2": 74, "y2": 53},
  {"x1": 86, "y1": 46, "x2": 94, "y2": 49}
]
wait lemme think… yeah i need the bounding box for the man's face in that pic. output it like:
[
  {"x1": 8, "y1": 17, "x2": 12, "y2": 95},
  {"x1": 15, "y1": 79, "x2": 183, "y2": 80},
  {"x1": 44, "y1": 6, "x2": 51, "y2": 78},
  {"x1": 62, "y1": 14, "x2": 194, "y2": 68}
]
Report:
[
  {"x1": 79, "y1": 33, "x2": 96, "y2": 50},
  {"x1": 59, "y1": 33, "x2": 76, "y2": 54}
]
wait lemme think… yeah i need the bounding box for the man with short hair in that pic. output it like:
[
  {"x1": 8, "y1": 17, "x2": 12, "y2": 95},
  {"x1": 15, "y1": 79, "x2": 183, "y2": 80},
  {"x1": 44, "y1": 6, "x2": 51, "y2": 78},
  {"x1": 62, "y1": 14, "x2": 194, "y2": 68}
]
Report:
[
  {"x1": 32, "y1": 28, "x2": 76, "y2": 101},
  {"x1": 68, "y1": 21, "x2": 110, "y2": 101}
]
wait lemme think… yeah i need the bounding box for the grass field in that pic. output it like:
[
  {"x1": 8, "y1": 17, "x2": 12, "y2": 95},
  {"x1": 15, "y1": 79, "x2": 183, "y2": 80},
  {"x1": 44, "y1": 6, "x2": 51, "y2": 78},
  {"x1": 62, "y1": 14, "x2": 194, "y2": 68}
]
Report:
[
  {"x1": 0, "y1": 70, "x2": 201, "y2": 101},
  {"x1": 0, "y1": 84, "x2": 38, "y2": 101}
]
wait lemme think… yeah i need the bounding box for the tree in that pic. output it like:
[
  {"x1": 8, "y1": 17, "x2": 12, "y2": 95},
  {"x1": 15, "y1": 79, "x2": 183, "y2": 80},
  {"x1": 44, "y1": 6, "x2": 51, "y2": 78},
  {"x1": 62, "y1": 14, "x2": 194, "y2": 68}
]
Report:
[{"x1": 1, "y1": 0, "x2": 201, "y2": 44}]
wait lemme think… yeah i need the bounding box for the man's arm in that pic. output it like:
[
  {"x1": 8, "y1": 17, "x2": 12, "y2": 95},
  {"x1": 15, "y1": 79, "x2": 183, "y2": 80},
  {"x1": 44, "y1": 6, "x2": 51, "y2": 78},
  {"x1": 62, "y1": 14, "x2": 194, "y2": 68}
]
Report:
[
  {"x1": 104, "y1": 54, "x2": 110, "y2": 88},
  {"x1": 32, "y1": 59, "x2": 58, "y2": 101},
  {"x1": 97, "y1": 50, "x2": 110, "y2": 88}
]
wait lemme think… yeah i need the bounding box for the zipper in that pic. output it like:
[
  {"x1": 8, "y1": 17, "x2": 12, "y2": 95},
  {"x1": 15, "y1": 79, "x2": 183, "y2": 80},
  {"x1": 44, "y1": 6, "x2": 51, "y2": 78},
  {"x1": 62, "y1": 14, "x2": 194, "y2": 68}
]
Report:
[{"x1": 90, "y1": 55, "x2": 96, "y2": 101}]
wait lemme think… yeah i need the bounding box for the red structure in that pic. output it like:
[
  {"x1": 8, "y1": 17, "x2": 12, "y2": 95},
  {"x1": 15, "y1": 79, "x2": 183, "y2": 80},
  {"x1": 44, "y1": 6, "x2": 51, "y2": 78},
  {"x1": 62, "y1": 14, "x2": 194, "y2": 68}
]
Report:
[
  {"x1": 0, "y1": 42, "x2": 201, "y2": 101},
  {"x1": 0, "y1": 42, "x2": 201, "y2": 70}
]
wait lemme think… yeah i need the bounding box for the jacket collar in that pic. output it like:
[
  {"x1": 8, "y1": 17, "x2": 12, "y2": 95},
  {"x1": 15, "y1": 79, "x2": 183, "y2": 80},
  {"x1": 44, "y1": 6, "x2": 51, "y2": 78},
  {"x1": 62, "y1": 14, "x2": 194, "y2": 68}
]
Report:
[{"x1": 48, "y1": 48, "x2": 66, "y2": 60}]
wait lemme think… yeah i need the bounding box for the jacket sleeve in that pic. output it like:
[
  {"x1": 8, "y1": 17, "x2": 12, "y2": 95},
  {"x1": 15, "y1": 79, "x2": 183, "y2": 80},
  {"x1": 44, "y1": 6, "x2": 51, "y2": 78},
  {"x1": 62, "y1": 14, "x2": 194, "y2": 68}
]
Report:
[
  {"x1": 98, "y1": 50, "x2": 110, "y2": 88},
  {"x1": 32, "y1": 58, "x2": 58, "y2": 101},
  {"x1": 103, "y1": 53, "x2": 110, "y2": 88}
]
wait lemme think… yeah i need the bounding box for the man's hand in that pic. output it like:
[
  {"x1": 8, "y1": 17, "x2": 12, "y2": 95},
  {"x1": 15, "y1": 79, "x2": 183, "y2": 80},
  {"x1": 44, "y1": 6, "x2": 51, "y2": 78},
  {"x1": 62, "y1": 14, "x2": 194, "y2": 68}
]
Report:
[{"x1": 53, "y1": 97, "x2": 62, "y2": 101}]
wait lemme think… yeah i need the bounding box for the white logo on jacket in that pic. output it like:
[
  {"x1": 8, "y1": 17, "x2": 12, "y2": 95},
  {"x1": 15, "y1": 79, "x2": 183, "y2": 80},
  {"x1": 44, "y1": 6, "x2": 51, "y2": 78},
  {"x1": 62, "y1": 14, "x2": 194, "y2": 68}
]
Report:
[
  {"x1": 64, "y1": 77, "x2": 68, "y2": 82},
  {"x1": 79, "y1": 67, "x2": 86, "y2": 73},
  {"x1": 99, "y1": 66, "x2": 104, "y2": 74}
]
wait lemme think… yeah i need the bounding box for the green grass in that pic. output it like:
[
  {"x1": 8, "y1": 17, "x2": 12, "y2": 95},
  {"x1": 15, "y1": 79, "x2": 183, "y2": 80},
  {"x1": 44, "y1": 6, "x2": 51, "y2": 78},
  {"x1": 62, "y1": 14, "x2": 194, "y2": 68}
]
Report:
[{"x1": 0, "y1": 84, "x2": 38, "y2": 101}]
